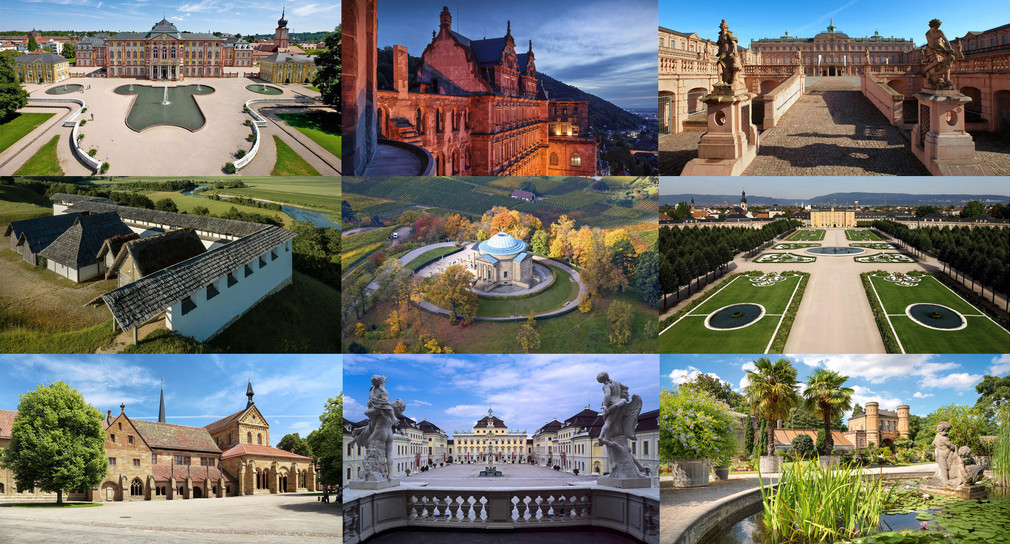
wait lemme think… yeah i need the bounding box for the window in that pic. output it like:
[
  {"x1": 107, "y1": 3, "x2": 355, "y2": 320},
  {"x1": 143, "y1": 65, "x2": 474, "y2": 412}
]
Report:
[
  {"x1": 644, "y1": 441, "x2": 649, "y2": 456},
  {"x1": 549, "y1": 152, "x2": 558, "y2": 166},
  {"x1": 570, "y1": 153, "x2": 581, "y2": 167},
  {"x1": 152, "y1": 454, "x2": 157, "y2": 464},
  {"x1": 131, "y1": 479, "x2": 143, "y2": 496},
  {"x1": 110, "y1": 434, "x2": 115, "y2": 442},
  {"x1": 227, "y1": 273, "x2": 237, "y2": 287},
  {"x1": 245, "y1": 265, "x2": 253, "y2": 277},
  {"x1": 181, "y1": 296, "x2": 197, "y2": 315},
  {"x1": 229, "y1": 433, "x2": 233, "y2": 445},
  {"x1": 247, "y1": 432, "x2": 252, "y2": 443},
  {"x1": 128, "y1": 435, "x2": 134, "y2": 445},
  {"x1": 118, "y1": 422, "x2": 122, "y2": 430},
  {"x1": 133, "y1": 458, "x2": 140, "y2": 467},
  {"x1": 109, "y1": 458, "x2": 116, "y2": 465},
  {"x1": 257, "y1": 434, "x2": 262, "y2": 445},
  {"x1": 207, "y1": 284, "x2": 219, "y2": 300}
]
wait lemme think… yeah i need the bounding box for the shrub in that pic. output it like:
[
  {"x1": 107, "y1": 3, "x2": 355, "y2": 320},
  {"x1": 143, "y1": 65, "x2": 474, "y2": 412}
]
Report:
[
  {"x1": 245, "y1": 119, "x2": 252, "y2": 126},
  {"x1": 79, "y1": 119, "x2": 86, "y2": 126},
  {"x1": 247, "y1": 133, "x2": 256, "y2": 142},
  {"x1": 774, "y1": 448, "x2": 789, "y2": 458},
  {"x1": 792, "y1": 434, "x2": 817, "y2": 459},
  {"x1": 77, "y1": 133, "x2": 85, "y2": 140},
  {"x1": 236, "y1": 149, "x2": 246, "y2": 158},
  {"x1": 87, "y1": 149, "x2": 97, "y2": 157},
  {"x1": 224, "y1": 162, "x2": 236, "y2": 174},
  {"x1": 99, "y1": 162, "x2": 109, "y2": 174},
  {"x1": 660, "y1": 387, "x2": 739, "y2": 464},
  {"x1": 81, "y1": 107, "x2": 87, "y2": 113}
]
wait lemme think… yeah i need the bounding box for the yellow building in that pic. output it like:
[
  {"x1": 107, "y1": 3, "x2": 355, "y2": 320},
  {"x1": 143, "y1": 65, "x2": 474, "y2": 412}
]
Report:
[
  {"x1": 258, "y1": 52, "x2": 316, "y2": 84},
  {"x1": 453, "y1": 408, "x2": 529, "y2": 463},
  {"x1": 810, "y1": 207, "x2": 856, "y2": 228},
  {"x1": 14, "y1": 52, "x2": 69, "y2": 84}
]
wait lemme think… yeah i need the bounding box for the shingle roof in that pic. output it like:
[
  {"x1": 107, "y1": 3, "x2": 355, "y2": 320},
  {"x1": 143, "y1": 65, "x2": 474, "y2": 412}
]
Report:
[
  {"x1": 38, "y1": 212, "x2": 133, "y2": 268},
  {"x1": 468, "y1": 37, "x2": 508, "y2": 65},
  {"x1": 132, "y1": 420, "x2": 222, "y2": 453},
  {"x1": 61, "y1": 200, "x2": 267, "y2": 238},
  {"x1": 561, "y1": 408, "x2": 599, "y2": 430},
  {"x1": 96, "y1": 232, "x2": 141, "y2": 261},
  {"x1": 92, "y1": 225, "x2": 295, "y2": 331},
  {"x1": 152, "y1": 465, "x2": 237, "y2": 483},
  {"x1": 220, "y1": 444, "x2": 313, "y2": 461},
  {"x1": 5, "y1": 213, "x2": 81, "y2": 254},
  {"x1": 49, "y1": 193, "x2": 115, "y2": 206},
  {"x1": 637, "y1": 409, "x2": 659, "y2": 432},
  {"x1": 535, "y1": 419, "x2": 561, "y2": 435},
  {"x1": 261, "y1": 53, "x2": 316, "y2": 63},
  {"x1": 111, "y1": 228, "x2": 206, "y2": 278},
  {"x1": 418, "y1": 420, "x2": 444, "y2": 434},
  {"x1": 204, "y1": 408, "x2": 247, "y2": 434},
  {"x1": 0, "y1": 409, "x2": 16, "y2": 439}
]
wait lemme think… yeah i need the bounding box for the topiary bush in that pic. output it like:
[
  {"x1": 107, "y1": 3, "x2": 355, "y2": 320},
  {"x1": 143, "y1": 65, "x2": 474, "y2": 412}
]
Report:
[
  {"x1": 99, "y1": 162, "x2": 109, "y2": 174},
  {"x1": 236, "y1": 149, "x2": 246, "y2": 158},
  {"x1": 224, "y1": 162, "x2": 236, "y2": 174},
  {"x1": 87, "y1": 149, "x2": 97, "y2": 157},
  {"x1": 792, "y1": 434, "x2": 817, "y2": 460}
]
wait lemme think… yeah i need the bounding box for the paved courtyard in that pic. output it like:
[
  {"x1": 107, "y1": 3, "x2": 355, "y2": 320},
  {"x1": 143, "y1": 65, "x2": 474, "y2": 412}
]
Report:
[
  {"x1": 0, "y1": 74, "x2": 338, "y2": 176},
  {"x1": 396, "y1": 462, "x2": 603, "y2": 488},
  {"x1": 0, "y1": 493, "x2": 338, "y2": 544}
]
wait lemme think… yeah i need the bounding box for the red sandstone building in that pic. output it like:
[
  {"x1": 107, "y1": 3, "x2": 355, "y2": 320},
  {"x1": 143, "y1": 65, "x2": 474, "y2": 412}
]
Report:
[{"x1": 345, "y1": 4, "x2": 598, "y2": 176}]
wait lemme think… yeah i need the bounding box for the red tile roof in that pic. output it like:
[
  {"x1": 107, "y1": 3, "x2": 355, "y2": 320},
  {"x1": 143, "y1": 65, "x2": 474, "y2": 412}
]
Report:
[
  {"x1": 774, "y1": 429, "x2": 852, "y2": 447},
  {"x1": 132, "y1": 420, "x2": 222, "y2": 454},
  {"x1": 204, "y1": 408, "x2": 247, "y2": 433},
  {"x1": 220, "y1": 444, "x2": 312, "y2": 461},
  {"x1": 152, "y1": 465, "x2": 236, "y2": 483},
  {"x1": 0, "y1": 409, "x2": 16, "y2": 439}
]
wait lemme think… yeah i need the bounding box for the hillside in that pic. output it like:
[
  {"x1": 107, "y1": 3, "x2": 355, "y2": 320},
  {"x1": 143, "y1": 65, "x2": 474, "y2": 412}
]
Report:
[
  {"x1": 538, "y1": 73, "x2": 645, "y2": 133},
  {"x1": 661, "y1": 192, "x2": 1009, "y2": 207}
]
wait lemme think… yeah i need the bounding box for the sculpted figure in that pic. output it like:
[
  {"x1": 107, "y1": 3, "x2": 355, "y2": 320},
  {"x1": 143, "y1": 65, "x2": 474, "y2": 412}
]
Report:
[
  {"x1": 795, "y1": 49, "x2": 802, "y2": 64},
  {"x1": 716, "y1": 19, "x2": 744, "y2": 87},
  {"x1": 598, "y1": 372, "x2": 649, "y2": 479},
  {"x1": 931, "y1": 421, "x2": 957, "y2": 483},
  {"x1": 352, "y1": 375, "x2": 406, "y2": 482},
  {"x1": 922, "y1": 19, "x2": 962, "y2": 87},
  {"x1": 948, "y1": 446, "x2": 985, "y2": 487}
]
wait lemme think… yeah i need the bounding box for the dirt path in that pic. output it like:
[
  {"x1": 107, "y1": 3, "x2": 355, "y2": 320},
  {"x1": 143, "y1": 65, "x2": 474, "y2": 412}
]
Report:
[{"x1": 0, "y1": 253, "x2": 115, "y2": 330}]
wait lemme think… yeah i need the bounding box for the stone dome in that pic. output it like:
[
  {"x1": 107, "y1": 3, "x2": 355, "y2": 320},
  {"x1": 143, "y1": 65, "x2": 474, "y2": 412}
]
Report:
[{"x1": 478, "y1": 232, "x2": 528, "y2": 256}]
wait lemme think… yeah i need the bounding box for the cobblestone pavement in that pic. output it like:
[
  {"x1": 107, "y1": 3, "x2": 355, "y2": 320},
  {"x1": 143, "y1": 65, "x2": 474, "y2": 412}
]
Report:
[
  {"x1": 743, "y1": 88, "x2": 928, "y2": 176},
  {"x1": 0, "y1": 493, "x2": 338, "y2": 543},
  {"x1": 658, "y1": 131, "x2": 703, "y2": 176},
  {"x1": 972, "y1": 131, "x2": 1010, "y2": 176}
]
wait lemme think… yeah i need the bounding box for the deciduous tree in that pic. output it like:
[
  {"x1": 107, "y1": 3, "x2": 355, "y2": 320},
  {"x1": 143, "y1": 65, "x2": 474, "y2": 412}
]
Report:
[
  {"x1": 307, "y1": 395, "x2": 340, "y2": 485},
  {"x1": 606, "y1": 300, "x2": 632, "y2": 346},
  {"x1": 276, "y1": 433, "x2": 313, "y2": 458},
  {"x1": 427, "y1": 264, "x2": 478, "y2": 324},
  {"x1": 0, "y1": 52, "x2": 28, "y2": 122},
  {"x1": 313, "y1": 26, "x2": 341, "y2": 109}
]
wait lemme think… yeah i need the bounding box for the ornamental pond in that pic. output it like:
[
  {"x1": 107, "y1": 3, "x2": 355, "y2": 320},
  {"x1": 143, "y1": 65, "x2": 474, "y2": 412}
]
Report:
[{"x1": 114, "y1": 84, "x2": 215, "y2": 131}]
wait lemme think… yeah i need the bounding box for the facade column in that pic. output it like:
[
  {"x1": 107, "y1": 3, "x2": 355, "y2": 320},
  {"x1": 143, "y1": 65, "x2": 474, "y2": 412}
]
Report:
[{"x1": 237, "y1": 462, "x2": 245, "y2": 496}]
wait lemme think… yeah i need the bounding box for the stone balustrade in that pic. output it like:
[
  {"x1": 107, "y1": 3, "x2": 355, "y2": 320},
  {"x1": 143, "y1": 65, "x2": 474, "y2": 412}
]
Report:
[
  {"x1": 27, "y1": 97, "x2": 101, "y2": 173},
  {"x1": 861, "y1": 74, "x2": 904, "y2": 127},
  {"x1": 343, "y1": 485, "x2": 659, "y2": 544},
  {"x1": 761, "y1": 73, "x2": 804, "y2": 130},
  {"x1": 235, "y1": 97, "x2": 316, "y2": 170}
]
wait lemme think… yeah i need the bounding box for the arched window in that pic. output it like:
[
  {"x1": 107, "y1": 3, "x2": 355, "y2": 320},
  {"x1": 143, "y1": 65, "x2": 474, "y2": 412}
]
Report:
[
  {"x1": 247, "y1": 432, "x2": 252, "y2": 444},
  {"x1": 549, "y1": 152, "x2": 558, "y2": 166},
  {"x1": 435, "y1": 108, "x2": 444, "y2": 133},
  {"x1": 570, "y1": 153, "x2": 581, "y2": 167},
  {"x1": 451, "y1": 108, "x2": 458, "y2": 131},
  {"x1": 130, "y1": 479, "x2": 143, "y2": 497},
  {"x1": 415, "y1": 108, "x2": 424, "y2": 134},
  {"x1": 257, "y1": 434, "x2": 262, "y2": 445}
]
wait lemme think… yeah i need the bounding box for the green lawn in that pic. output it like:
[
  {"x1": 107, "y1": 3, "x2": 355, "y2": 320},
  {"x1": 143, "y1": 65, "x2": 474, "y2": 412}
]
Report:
[
  {"x1": 846, "y1": 229, "x2": 884, "y2": 241},
  {"x1": 271, "y1": 135, "x2": 321, "y2": 176},
  {"x1": 786, "y1": 230, "x2": 825, "y2": 241},
  {"x1": 474, "y1": 266, "x2": 579, "y2": 318},
  {"x1": 0, "y1": 112, "x2": 56, "y2": 153},
  {"x1": 404, "y1": 246, "x2": 462, "y2": 271},
  {"x1": 14, "y1": 135, "x2": 63, "y2": 176},
  {"x1": 144, "y1": 191, "x2": 292, "y2": 226},
  {"x1": 276, "y1": 111, "x2": 340, "y2": 158},
  {"x1": 0, "y1": 185, "x2": 52, "y2": 225},
  {"x1": 0, "y1": 319, "x2": 117, "y2": 353},
  {"x1": 203, "y1": 179, "x2": 341, "y2": 215},
  {"x1": 868, "y1": 274, "x2": 1010, "y2": 353},
  {"x1": 659, "y1": 273, "x2": 804, "y2": 353}
]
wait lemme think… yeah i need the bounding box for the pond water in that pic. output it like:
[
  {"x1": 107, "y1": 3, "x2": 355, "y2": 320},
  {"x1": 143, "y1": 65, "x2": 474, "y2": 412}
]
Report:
[
  {"x1": 45, "y1": 84, "x2": 83, "y2": 94},
  {"x1": 706, "y1": 304, "x2": 764, "y2": 329},
  {"x1": 806, "y1": 246, "x2": 865, "y2": 255},
  {"x1": 181, "y1": 186, "x2": 339, "y2": 229},
  {"x1": 114, "y1": 84, "x2": 215, "y2": 131},
  {"x1": 907, "y1": 303, "x2": 965, "y2": 329},
  {"x1": 245, "y1": 84, "x2": 283, "y2": 95}
]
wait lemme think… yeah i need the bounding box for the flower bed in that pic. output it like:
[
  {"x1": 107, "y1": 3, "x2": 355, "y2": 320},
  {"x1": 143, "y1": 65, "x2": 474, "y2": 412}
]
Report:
[
  {"x1": 755, "y1": 252, "x2": 816, "y2": 263},
  {"x1": 855, "y1": 252, "x2": 917, "y2": 263}
]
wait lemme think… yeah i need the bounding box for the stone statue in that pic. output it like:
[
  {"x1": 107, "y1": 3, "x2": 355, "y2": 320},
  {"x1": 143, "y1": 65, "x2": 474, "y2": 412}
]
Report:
[
  {"x1": 922, "y1": 19, "x2": 962, "y2": 89},
  {"x1": 597, "y1": 372, "x2": 649, "y2": 480},
  {"x1": 865, "y1": 49, "x2": 871, "y2": 65},
  {"x1": 931, "y1": 421, "x2": 957, "y2": 483},
  {"x1": 930, "y1": 421, "x2": 984, "y2": 487},
  {"x1": 351, "y1": 375, "x2": 406, "y2": 484},
  {"x1": 716, "y1": 19, "x2": 744, "y2": 88},
  {"x1": 795, "y1": 49, "x2": 802, "y2": 64}
]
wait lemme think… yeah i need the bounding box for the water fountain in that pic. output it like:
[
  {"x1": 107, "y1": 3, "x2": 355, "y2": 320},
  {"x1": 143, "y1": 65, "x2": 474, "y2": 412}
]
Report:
[
  {"x1": 129, "y1": 83, "x2": 134, "y2": 92},
  {"x1": 161, "y1": 84, "x2": 170, "y2": 106}
]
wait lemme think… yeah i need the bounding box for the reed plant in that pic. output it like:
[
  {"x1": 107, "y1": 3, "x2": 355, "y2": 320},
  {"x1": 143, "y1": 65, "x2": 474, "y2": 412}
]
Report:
[
  {"x1": 995, "y1": 405, "x2": 1010, "y2": 489},
  {"x1": 758, "y1": 458, "x2": 896, "y2": 543}
]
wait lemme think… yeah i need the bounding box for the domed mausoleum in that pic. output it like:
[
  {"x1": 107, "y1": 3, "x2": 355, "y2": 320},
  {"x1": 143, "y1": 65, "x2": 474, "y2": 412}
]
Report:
[{"x1": 472, "y1": 232, "x2": 536, "y2": 289}]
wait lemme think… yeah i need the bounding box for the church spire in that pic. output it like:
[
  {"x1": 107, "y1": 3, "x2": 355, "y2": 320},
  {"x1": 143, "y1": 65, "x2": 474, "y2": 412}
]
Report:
[
  {"x1": 158, "y1": 380, "x2": 166, "y2": 423},
  {"x1": 246, "y1": 375, "x2": 255, "y2": 409}
]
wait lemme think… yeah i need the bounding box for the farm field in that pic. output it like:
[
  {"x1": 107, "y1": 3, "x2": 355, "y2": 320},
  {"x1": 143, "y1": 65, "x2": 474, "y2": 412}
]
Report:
[
  {"x1": 659, "y1": 273, "x2": 804, "y2": 353},
  {"x1": 867, "y1": 274, "x2": 1010, "y2": 353},
  {"x1": 0, "y1": 185, "x2": 52, "y2": 225},
  {"x1": 143, "y1": 191, "x2": 293, "y2": 225},
  {"x1": 846, "y1": 229, "x2": 884, "y2": 241},
  {"x1": 199, "y1": 179, "x2": 341, "y2": 215},
  {"x1": 786, "y1": 229, "x2": 825, "y2": 241},
  {"x1": 0, "y1": 112, "x2": 56, "y2": 153}
]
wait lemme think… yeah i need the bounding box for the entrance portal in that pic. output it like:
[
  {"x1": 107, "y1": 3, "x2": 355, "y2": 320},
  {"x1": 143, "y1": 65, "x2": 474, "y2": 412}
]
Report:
[{"x1": 193, "y1": 487, "x2": 202, "y2": 498}]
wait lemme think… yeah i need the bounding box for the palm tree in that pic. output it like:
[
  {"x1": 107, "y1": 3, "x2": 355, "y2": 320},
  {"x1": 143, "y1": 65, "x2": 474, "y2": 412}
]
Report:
[
  {"x1": 743, "y1": 357, "x2": 799, "y2": 457},
  {"x1": 802, "y1": 369, "x2": 854, "y2": 455}
]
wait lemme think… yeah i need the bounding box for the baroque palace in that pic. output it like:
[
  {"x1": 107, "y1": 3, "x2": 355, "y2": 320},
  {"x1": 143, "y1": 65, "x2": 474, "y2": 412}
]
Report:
[
  {"x1": 344, "y1": 5, "x2": 598, "y2": 176},
  {"x1": 0, "y1": 381, "x2": 317, "y2": 501}
]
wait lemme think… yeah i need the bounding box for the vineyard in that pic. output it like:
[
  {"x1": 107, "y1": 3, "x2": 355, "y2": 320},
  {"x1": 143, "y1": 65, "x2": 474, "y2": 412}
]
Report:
[{"x1": 341, "y1": 226, "x2": 396, "y2": 271}]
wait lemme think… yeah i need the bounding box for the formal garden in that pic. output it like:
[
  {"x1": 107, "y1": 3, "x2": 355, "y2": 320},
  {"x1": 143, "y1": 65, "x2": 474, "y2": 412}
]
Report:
[
  {"x1": 754, "y1": 252, "x2": 817, "y2": 263},
  {"x1": 787, "y1": 229, "x2": 826, "y2": 241},
  {"x1": 846, "y1": 229, "x2": 886, "y2": 241},
  {"x1": 661, "y1": 359, "x2": 1010, "y2": 544},
  {"x1": 855, "y1": 252, "x2": 918, "y2": 264}
]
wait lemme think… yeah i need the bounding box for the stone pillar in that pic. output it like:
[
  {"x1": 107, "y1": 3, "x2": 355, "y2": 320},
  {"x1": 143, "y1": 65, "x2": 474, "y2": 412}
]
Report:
[
  {"x1": 270, "y1": 463, "x2": 278, "y2": 494},
  {"x1": 291, "y1": 463, "x2": 298, "y2": 491},
  {"x1": 865, "y1": 402, "x2": 880, "y2": 447},
  {"x1": 342, "y1": 0, "x2": 379, "y2": 175},
  {"x1": 681, "y1": 85, "x2": 760, "y2": 176},
  {"x1": 897, "y1": 405, "x2": 910, "y2": 438},
  {"x1": 147, "y1": 475, "x2": 155, "y2": 500},
  {"x1": 185, "y1": 476, "x2": 192, "y2": 499},
  {"x1": 168, "y1": 476, "x2": 176, "y2": 500},
  {"x1": 911, "y1": 89, "x2": 993, "y2": 175},
  {"x1": 393, "y1": 45, "x2": 409, "y2": 98},
  {"x1": 237, "y1": 463, "x2": 245, "y2": 496},
  {"x1": 307, "y1": 467, "x2": 316, "y2": 492}
]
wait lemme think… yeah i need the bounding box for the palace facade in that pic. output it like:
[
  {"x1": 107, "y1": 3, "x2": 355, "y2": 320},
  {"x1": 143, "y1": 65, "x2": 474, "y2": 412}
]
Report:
[
  {"x1": 810, "y1": 207, "x2": 856, "y2": 228},
  {"x1": 750, "y1": 21, "x2": 914, "y2": 77},
  {"x1": 845, "y1": 402, "x2": 910, "y2": 449},
  {"x1": 0, "y1": 381, "x2": 316, "y2": 501},
  {"x1": 14, "y1": 52, "x2": 70, "y2": 84}
]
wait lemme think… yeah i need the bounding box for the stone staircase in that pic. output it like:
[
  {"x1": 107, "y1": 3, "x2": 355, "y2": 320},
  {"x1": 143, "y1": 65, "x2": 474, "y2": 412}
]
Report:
[{"x1": 390, "y1": 118, "x2": 422, "y2": 144}]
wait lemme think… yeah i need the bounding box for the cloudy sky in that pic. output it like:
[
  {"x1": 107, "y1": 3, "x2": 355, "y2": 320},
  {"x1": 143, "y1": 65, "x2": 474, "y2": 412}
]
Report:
[
  {"x1": 660, "y1": 177, "x2": 1010, "y2": 200},
  {"x1": 376, "y1": 0, "x2": 658, "y2": 109},
  {"x1": 2, "y1": 1, "x2": 339, "y2": 36},
  {"x1": 0, "y1": 355, "x2": 340, "y2": 445},
  {"x1": 661, "y1": 354, "x2": 1010, "y2": 418},
  {"x1": 344, "y1": 354, "x2": 659, "y2": 437},
  {"x1": 660, "y1": 0, "x2": 1005, "y2": 47}
]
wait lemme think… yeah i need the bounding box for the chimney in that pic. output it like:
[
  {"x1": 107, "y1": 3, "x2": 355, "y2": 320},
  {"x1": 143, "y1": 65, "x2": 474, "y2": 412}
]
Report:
[{"x1": 394, "y1": 45, "x2": 409, "y2": 97}]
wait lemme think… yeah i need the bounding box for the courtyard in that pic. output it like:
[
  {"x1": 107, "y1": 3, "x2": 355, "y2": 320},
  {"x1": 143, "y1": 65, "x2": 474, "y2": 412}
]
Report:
[
  {"x1": 0, "y1": 493, "x2": 338, "y2": 543},
  {"x1": 0, "y1": 74, "x2": 339, "y2": 176}
]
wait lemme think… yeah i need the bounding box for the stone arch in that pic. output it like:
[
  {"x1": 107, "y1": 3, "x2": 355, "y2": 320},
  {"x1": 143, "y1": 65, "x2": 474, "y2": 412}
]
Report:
[
  {"x1": 570, "y1": 152, "x2": 581, "y2": 167},
  {"x1": 659, "y1": 90, "x2": 675, "y2": 134},
  {"x1": 687, "y1": 87, "x2": 708, "y2": 114},
  {"x1": 130, "y1": 478, "x2": 143, "y2": 498},
  {"x1": 959, "y1": 86, "x2": 983, "y2": 122},
  {"x1": 888, "y1": 79, "x2": 907, "y2": 95},
  {"x1": 451, "y1": 149, "x2": 459, "y2": 175},
  {"x1": 415, "y1": 107, "x2": 425, "y2": 134},
  {"x1": 997, "y1": 90, "x2": 1010, "y2": 135},
  {"x1": 759, "y1": 80, "x2": 778, "y2": 95},
  {"x1": 435, "y1": 107, "x2": 444, "y2": 133},
  {"x1": 101, "y1": 481, "x2": 118, "y2": 502},
  {"x1": 193, "y1": 486, "x2": 203, "y2": 498},
  {"x1": 376, "y1": 106, "x2": 388, "y2": 138},
  {"x1": 549, "y1": 151, "x2": 558, "y2": 165},
  {"x1": 257, "y1": 433, "x2": 262, "y2": 445},
  {"x1": 247, "y1": 432, "x2": 252, "y2": 444},
  {"x1": 451, "y1": 107, "x2": 458, "y2": 131}
]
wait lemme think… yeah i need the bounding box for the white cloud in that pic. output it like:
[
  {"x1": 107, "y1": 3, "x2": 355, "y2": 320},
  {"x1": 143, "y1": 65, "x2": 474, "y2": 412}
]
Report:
[
  {"x1": 667, "y1": 366, "x2": 725, "y2": 385},
  {"x1": 344, "y1": 395, "x2": 365, "y2": 423},
  {"x1": 919, "y1": 372, "x2": 983, "y2": 390},
  {"x1": 444, "y1": 404, "x2": 487, "y2": 417},
  {"x1": 848, "y1": 385, "x2": 904, "y2": 415},
  {"x1": 797, "y1": 355, "x2": 936, "y2": 383},
  {"x1": 411, "y1": 400, "x2": 432, "y2": 406},
  {"x1": 913, "y1": 392, "x2": 933, "y2": 399},
  {"x1": 292, "y1": 3, "x2": 336, "y2": 17},
  {"x1": 19, "y1": 355, "x2": 160, "y2": 409},
  {"x1": 991, "y1": 355, "x2": 1010, "y2": 375},
  {"x1": 289, "y1": 421, "x2": 314, "y2": 431}
]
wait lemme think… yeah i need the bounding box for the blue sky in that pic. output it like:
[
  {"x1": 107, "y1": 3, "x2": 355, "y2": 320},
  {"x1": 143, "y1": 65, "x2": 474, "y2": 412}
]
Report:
[
  {"x1": 376, "y1": 0, "x2": 658, "y2": 109},
  {"x1": 1, "y1": 1, "x2": 339, "y2": 36},
  {"x1": 0, "y1": 355, "x2": 340, "y2": 446},
  {"x1": 661, "y1": 354, "x2": 1010, "y2": 418},
  {"x1": 659, "y1": 0, "x2": 1007, "y2": 47},
  {"x1": 660, "y1": 177, "x2": 1010, "y2": 200},
  {"x1": 344, "y1": 354, "x2": 659, "y2": 438}
]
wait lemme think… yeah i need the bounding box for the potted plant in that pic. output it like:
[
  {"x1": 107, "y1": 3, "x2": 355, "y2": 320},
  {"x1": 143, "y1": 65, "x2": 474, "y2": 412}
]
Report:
[
  {"x1": 660, "y1": 387, "x2": 739, "y2": 487},
  {"x1": 712, "y1": 451, "x2": 732, "y2": 481}
]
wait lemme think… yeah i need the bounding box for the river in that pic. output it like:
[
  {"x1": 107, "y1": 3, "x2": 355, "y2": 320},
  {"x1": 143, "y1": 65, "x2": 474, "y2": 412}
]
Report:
[{"x1": 182, "y1": 186, "x2": 340, "y2": 229}]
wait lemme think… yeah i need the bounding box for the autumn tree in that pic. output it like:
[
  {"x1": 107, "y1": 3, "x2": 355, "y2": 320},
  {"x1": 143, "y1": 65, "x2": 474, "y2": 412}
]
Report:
[
  {"x1": 578, "y1": 292, "x2": 592, "y2": 313},
  {"x1": 0, "y1": 382, "x2": 106, "y2": 505},
  {"x1": 516, "y1": 313, "x2": 541, "y2": 352},
  {"x1": 427, "y1": 264, "x2": 478, "y2": 324},
  {"x1": 606, "y1": 300, "x2": 633, "y2": 346},
  {"x1": 580, "y1": 236, "x2": 628, "y2": 297},
  {"x1": 531, "y1": 230, "x2": 550, "y2": 255},
  {"x1": 548, "y1": 215, "x2": 575, "y2": 259}
]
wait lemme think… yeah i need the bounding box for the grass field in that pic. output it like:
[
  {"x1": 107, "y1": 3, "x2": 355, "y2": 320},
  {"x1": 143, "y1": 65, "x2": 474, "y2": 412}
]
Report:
[
  {"x1": 404, "y1": 246, "x2": 462, "y2": 271},
  {"x1": 276, "y1": 111, "x2": 340, "y2": 158},
  {"x1": 0, "y1": 112, "x2": 56, "y2": 153},
  {"x1": 204, "y1": 179, "x2": 340, "y2": 215},
  {"x1": 772, "y1": 243, "x2": 820, "y2": 250},
  {"x1": 14, "y1": 135, "x2": 63, "y2": 176},
  {"x1": 474, "y1": 266, "x2": 579, "y2": 318},
  {"x1": 0, "y1": 185, "x2": 52, "y2": 225},
  {"x1": 144, "y1": 191, "x2": 291, "y2": 225},
  {"x1": 342, "y1": 226, "x2": 396, "y2": 271},
  {"x1": 846, "y1": 229, "x2": 884, "y2": 241},
  {"x1": 659, "y1": 273, "x2": 804, "y2": 353},
  {"x1": 868, "y1": 274, "x2": 1010, "y2": 353},
  {"x1": 271, "y1": 136, "x2": 321, "y2": 176},
  {"x1": 787, "y1": 230, "x2": 825, "y2": 241}
]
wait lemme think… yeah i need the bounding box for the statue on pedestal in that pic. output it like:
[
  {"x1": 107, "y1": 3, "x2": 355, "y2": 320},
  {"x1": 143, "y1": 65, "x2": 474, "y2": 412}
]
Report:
[
  {"x1": 351, "y1": 375, "x2": 406, "y2": 484},
  {"x1": 716, "y1": 19, "x2": 744, "y2": 88},
  {"x1": 922, "y1": 19, "x2": 962, "y2": 89},
  {"x1": 597, "y1": 372, "x2": 649, "y2": 480}
]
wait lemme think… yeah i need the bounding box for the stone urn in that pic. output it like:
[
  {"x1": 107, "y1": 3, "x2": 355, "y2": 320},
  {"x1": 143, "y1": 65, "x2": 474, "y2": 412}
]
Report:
[
  {"x1": 818, "y1": 455, "x2": 838, "y2": 468},
  {"x1": 759, "y1": 455, "x2": 780, "y2": 474},
  {"x1": 670, "y1": 458, "x2": 711, "y2": 487},
  {"x1": 712, "y1": 465, "x2": 730, "y2": 481}
]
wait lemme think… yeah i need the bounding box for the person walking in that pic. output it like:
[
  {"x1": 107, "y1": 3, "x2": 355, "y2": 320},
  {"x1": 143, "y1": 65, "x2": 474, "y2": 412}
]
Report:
[{"x1": 321, "y1": 486, "x2": 329, "y2": 503}]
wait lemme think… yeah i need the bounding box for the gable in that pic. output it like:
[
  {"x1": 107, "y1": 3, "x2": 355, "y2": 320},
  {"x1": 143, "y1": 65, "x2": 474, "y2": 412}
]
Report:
[
  {"x1": 239, "y1": 405, "x2": 268, "y2": 428},
  {"x1": 107, "y1": 413, "x2": 153, "y2": 451}
]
